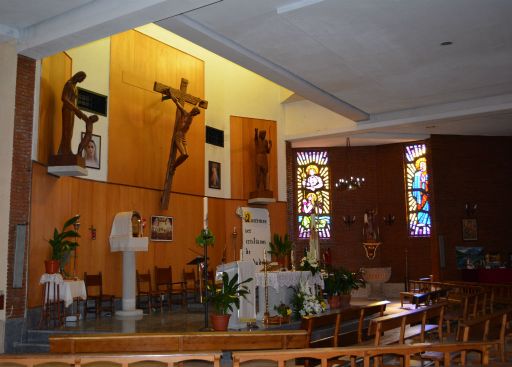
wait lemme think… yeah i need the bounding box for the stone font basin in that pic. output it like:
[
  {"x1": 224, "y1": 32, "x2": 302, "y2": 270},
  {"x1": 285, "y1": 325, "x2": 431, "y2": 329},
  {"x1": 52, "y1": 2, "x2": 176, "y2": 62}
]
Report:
[{"x1": 361, "y1": 267, "x2": 392, "y2": 299}]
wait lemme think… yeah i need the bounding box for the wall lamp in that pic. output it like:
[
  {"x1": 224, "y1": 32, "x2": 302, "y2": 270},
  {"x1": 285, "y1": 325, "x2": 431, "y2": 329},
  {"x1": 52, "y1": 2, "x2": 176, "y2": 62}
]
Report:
[
  {"x1": 465, "y1": 203, "x2": 477, "y2": 218},
  {"x1": 383, "y1": 214, "x2": 396, "y2": 226},
  {"x1": 343, "y1": 215, "x2": 356, "y2": 227}
]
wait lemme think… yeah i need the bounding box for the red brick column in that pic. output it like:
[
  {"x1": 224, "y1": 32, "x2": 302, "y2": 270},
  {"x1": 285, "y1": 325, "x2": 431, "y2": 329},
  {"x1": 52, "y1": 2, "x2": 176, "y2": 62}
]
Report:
[{"x1": 6, "y1": 55, "x2": 36, "y2": 318}]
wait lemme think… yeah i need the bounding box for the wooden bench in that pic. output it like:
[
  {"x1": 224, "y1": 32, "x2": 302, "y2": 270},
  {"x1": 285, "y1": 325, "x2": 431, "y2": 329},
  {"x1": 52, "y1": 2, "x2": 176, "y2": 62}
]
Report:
[
  {"x1": 232, "y1": 342, "x2": 498, "y2": 367},
  {"x1": 300, "y1": 300, "x2": 390, "y2": 348},
  {"x1": 421, "y1": 308, "x2": 511, "y2": 366},
  {"x1": 459, "y1": 307, "x2": 511, "y2": 363},
  {"x1": 50, "y1": 330, "x2": 307, "y2": 353},
  {"x1": 364, "y1": 303, "x2": 445, "y2": 347},
  {"x1": 0, "y1": 351, "x2": 222, "y2": 367}
]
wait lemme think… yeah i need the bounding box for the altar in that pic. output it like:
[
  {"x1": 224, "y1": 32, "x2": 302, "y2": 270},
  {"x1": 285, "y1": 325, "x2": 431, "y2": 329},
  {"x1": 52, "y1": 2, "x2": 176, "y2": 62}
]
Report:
[{"x1": 255, "y1": 271, "x2": 324, "y2": 320}]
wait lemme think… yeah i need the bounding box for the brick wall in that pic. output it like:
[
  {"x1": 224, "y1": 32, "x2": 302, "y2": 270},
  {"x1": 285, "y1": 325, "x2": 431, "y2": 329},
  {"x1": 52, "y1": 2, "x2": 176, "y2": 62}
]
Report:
[
  {"x1": 6, "y1": 55, "x2": 35, "y2": 319},
  {"x1": 430, "y1": 135, "x2": 512, "y2": 280},
  {"x1": 289, "y1": 136, "x2": 512, "y2": 282}
]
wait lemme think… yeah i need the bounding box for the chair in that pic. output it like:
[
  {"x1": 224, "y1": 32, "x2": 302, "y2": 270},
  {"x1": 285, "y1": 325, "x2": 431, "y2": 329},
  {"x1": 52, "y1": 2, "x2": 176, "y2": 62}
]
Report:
[
  {"x1": 136, "y1": 270, "x2": 165, "y2": 313},
  {"x1": 154, "y1": 266, "x2": 186, "y2": 309},
  {"x1": 183, "y1": 269, "x2": 200, "y2": 303},
  {"x1": 84, "y1": 272, "x2": 115, "y2": 318}
]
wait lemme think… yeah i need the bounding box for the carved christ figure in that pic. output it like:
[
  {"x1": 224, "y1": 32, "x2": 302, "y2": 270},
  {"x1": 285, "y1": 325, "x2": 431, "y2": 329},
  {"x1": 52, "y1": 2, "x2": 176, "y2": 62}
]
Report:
[
  {"x1": 255, "y1": 128, "x2": 272, "y2": 191},
  {"x1": 165, "y1": 90, "x2": 200, "y2": 171}
]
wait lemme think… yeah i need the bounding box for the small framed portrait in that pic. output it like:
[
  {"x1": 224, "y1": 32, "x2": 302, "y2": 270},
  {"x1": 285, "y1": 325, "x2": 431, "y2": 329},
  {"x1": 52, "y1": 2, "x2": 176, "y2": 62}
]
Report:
[
  {"x1": 81, "y1": 133, "x2": 101, "y2": 169},
  {"x1": 150, "y1": 216, "x2": 173, "y2": 242},
  {"x1": 462, "y1": 218, "x2": 478, "y2": 241},
  {"x1": 208, "y1": 161, "x2": 221, "y2": 189}
]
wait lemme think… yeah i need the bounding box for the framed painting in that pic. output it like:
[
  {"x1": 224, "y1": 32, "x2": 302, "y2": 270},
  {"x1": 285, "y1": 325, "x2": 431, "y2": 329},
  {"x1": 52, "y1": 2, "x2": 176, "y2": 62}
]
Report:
[
  {"x1": 208, "y1": 161, "x2": 221, "y2": 189},
  {"x1": 150, "y1": 215, "x2": 173, "y2": 241},
  {"x1": 462, "y1": 218, "x2": 478, "y2": 241},
  {"x1": 81, "y1": 133, "x2": 101, "y2": 169}
]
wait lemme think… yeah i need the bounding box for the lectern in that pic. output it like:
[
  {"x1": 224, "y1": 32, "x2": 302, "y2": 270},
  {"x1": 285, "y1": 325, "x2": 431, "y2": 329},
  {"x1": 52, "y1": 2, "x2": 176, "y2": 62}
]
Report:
[{"x1": 109, "y1": 211, "x2": 148, "y2": 317}]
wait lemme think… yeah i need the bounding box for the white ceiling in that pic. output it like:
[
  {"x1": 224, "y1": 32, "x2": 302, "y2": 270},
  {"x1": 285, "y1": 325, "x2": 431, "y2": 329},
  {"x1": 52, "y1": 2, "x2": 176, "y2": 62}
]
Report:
[{"x1": 2, "y1": 0, "x2": 512, "y2": 146}]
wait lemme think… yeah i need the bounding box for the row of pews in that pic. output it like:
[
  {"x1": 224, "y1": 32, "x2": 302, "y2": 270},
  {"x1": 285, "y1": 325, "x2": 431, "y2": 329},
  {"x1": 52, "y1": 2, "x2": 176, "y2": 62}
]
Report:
[{"x1": 0, "y1": 342, "x2": 500, "y2": 367}]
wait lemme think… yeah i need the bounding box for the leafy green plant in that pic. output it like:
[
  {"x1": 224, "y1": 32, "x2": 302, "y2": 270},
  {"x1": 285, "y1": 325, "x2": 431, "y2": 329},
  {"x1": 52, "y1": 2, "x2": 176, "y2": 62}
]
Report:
[
  {"x1": 195, "y1": 228, "x2": 215, "y2": 247},
  {"x1": 325, "y1": 267, "x2": 365, "y2": 296},
  {"x1": 48, "y1": 215, "x2": 80, "y2": 261},
  {"x1": 205, "y1": 272, "x2": 253, "y2": 315},
  {"x1": 268, "y1": 233, "x2": 293, "y2": 257}
]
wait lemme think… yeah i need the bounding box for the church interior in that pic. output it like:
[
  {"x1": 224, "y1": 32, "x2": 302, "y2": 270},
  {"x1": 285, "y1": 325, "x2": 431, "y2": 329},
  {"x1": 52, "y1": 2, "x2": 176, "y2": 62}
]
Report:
[{"x1": 1, "y1": 0, "x2": 512, "y2": 363}]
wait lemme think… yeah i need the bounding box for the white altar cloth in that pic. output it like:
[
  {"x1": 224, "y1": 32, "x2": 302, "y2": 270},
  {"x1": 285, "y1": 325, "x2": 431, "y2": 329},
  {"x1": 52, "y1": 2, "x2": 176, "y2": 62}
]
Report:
[
  {"x1": 40, "y1": 273, "x2": 87, "y2": 307},
  {"x1": 254, "y1": 271, "x2": 323, "y2": 320}
]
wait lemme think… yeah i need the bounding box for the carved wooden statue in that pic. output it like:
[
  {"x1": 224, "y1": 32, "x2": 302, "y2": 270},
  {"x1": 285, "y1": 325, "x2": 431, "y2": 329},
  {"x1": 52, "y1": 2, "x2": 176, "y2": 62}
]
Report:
[
  {"x1": 254, "y1": 128, "x2": 272, "y2": 192},
  {"x1": 49, "y1": 71, "x2": 98, "y2": 170}
]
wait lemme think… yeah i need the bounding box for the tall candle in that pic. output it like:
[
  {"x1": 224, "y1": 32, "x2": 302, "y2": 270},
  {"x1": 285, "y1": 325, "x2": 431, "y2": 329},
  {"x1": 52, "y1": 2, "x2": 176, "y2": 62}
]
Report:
[{"x1": 203, "y1": 196, "x2": 208, "y2": 230}]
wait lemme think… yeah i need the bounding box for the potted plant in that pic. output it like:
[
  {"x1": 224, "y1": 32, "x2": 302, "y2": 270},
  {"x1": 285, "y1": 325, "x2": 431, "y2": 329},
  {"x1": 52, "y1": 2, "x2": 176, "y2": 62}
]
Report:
[
  {"x1": 268, "y1": 233, "x2": 293, "y2": 269},
  {"x1": 325, "y1": 267, "x2": 365, "y2": 308},
  {"x1": 205, "y1": 272, "x2": 252, "y2": 331},
  {"x1": 46, "y1": 215, "x2": 80, "y2": 274}
]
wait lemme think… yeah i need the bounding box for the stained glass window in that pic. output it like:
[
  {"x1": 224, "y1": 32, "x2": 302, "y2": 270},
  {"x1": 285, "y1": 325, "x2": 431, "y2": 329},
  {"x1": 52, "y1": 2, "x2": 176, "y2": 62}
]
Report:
[
  {"x1": 296, "y1": 151, "x2": 331, "y2": 239},
  {"x1": 405, "y1": 143, "x2": 431, "y2": 237}
]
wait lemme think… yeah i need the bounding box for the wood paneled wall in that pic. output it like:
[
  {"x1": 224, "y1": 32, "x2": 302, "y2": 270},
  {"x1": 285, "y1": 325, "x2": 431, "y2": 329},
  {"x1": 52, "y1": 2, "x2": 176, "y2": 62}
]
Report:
[
  {"x1": 37, "y1": 53, "x2": 71, "y2": 164},
  {"x1": 108, "y1": 30, "x2": 205, "y2": 194},
  {"x1": 230, "y1": 116, "x2": 277, "y2": 199},
  {"x1": 28, "y1": 163, "x2": 287, "y2": 308}
]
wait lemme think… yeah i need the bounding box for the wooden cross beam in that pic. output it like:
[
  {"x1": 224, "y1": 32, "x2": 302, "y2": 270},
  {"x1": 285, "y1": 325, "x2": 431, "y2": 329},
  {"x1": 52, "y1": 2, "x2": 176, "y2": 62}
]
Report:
[
  {"x1": 153, "y1": 78, "x2": 208, "y2": 209},
  {"x1": 154, "y1": 82, "x2": 208, "y2": 109}
]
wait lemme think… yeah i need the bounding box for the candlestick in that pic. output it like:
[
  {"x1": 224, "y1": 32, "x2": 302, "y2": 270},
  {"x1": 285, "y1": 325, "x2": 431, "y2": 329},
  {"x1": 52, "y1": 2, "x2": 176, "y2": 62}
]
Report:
[{"x1": 203, "y1": 197, "x2": 208, "y2": 230}]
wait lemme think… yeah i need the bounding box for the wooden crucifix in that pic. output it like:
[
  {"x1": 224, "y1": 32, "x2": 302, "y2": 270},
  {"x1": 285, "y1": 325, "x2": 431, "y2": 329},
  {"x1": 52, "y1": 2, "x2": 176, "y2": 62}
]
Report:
[{"x1": 154, "y1": 79, "x2": 208, "y2": 209}]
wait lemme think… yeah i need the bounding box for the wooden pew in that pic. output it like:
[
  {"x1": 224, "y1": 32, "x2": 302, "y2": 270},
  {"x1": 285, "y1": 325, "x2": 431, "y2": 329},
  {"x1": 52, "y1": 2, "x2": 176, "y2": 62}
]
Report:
[
  {"x1": 300, "y1": 300, "x2": 390, "y2": 348},
  {"x1": 0, "y1": 351, "x2": 222, "y2": 367},
  {"x1": 231, "y1": 342, "x2": 498, "y2": 367},
  {"x1": 50, "y1": 330, "x2": 307, "y2": 353},
  {"x1": 365, "y1": 303, "x2": 445, "y2": 347},
  {"x1": 459, "y1": 307, "x2": 511, "y2": 362},
  {"x1": 356, "y1": 300, "x2": 390, "y2": 343}
]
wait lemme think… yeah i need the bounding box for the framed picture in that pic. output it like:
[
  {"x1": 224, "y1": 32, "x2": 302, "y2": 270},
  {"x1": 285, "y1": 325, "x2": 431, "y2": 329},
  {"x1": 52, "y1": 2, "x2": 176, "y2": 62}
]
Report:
[
  {"x1": 150, "y1": 216, "x2": 173, "y2": 241},
  {"x1": 462, "y1": 218, "x2": 478, "y2": 241},
  {"x1": 208, "y1": 161, "x2": 221, "y2": 189},
  {"x1": 80, "y1": 133, "x2": 101, "y2": 169},
  {"x1": 456, "y1": 246, "x2": 484, "y2": 269}
]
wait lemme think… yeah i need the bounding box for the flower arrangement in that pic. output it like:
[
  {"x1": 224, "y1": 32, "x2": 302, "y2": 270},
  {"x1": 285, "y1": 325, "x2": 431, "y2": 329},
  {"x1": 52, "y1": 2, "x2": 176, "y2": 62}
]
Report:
[
  {"x1": 290, "y1": 279, "x2": 326, "y2": 319},
  {"x1": 274, "y1": 302, "x2": 292, "y2": 318},
  {"x1": 299, "y1": 251, "x2": 319, "y2": 275}
]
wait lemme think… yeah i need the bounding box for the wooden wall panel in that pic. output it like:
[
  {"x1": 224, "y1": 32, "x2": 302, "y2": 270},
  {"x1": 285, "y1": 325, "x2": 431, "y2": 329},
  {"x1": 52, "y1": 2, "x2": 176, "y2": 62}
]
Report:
[
  {"x1": 37, "y1": 53, "x2": 71, "y2": 163},
  {"x1": 28, "y1": 163, "x2": 230, "y2": 308},
  {"x1": 230, "y1": 116, "x2": 277, "y2": 199},
  {"x1": 28, "y1": 161, "x2": 288, "y2": 307},
  {"x1": 109, "y1": 30, "x2": 205, "y2": 194}
]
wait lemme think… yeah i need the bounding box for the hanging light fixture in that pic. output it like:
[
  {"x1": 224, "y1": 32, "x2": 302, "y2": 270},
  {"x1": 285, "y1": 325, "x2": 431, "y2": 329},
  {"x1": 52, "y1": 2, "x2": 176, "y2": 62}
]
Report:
[{"x1": 335, "y1": 137, "x2": 365, "y2": 191}]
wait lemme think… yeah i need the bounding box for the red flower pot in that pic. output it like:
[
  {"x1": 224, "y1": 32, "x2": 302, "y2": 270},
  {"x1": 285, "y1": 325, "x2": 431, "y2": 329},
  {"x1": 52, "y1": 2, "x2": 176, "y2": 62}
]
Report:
[{"x1": 210, "y1": 314, "x2": 231, "y2": 331}]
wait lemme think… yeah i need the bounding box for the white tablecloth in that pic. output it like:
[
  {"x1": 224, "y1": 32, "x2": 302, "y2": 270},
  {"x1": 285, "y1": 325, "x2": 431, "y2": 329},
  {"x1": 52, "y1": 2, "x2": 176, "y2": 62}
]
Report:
[
  {"x1": 254, "y1": 271, "x2": 324, "y2": 319},
  {"x1": 40, "y1": 273, "x2": 87, "y2": 307}
]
